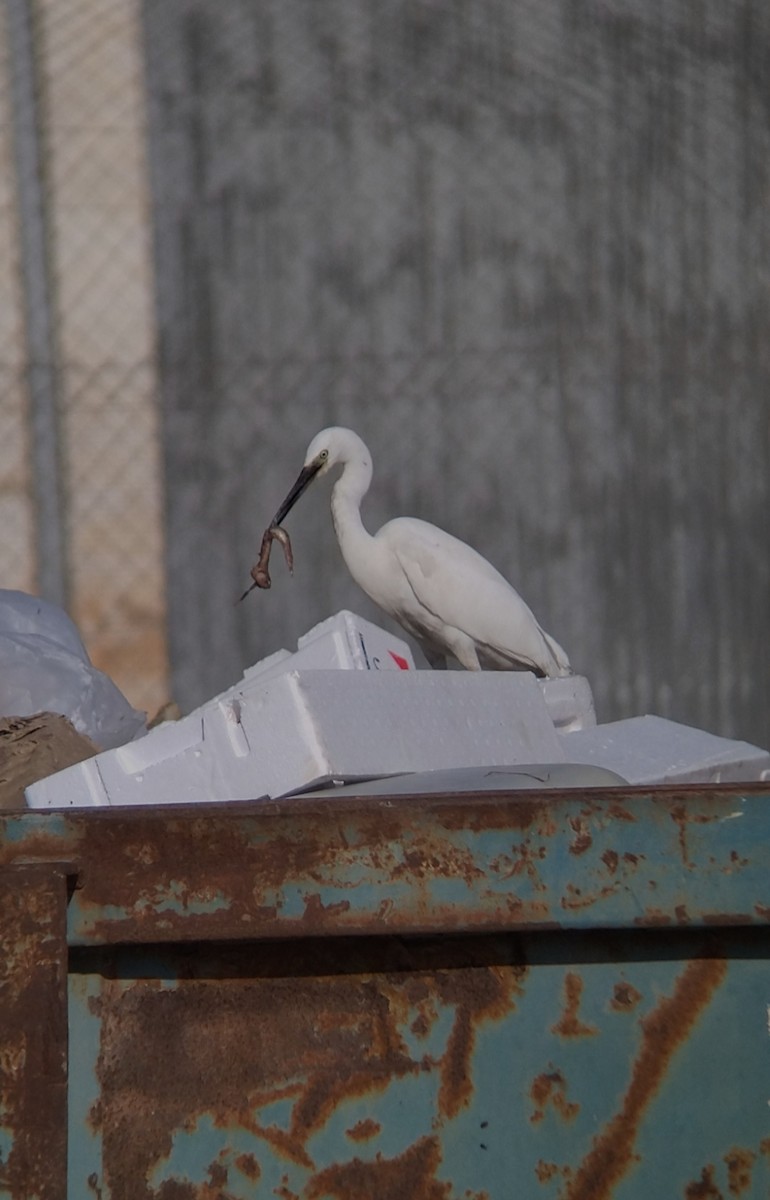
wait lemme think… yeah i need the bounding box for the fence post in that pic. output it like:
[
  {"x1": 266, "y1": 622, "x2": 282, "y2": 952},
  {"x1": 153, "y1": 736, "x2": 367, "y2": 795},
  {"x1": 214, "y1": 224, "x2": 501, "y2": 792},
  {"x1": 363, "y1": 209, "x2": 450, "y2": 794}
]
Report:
[{"x1": 5, "y1": 0, "x2": 68, "y2": 608}]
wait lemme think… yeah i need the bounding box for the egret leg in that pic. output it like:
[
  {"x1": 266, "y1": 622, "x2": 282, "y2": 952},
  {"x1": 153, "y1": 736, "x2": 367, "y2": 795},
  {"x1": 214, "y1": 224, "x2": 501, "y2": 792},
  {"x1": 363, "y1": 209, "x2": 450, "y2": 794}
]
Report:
[{"x1": 441, "y1": 629, "x2": 482, "y2": 672}]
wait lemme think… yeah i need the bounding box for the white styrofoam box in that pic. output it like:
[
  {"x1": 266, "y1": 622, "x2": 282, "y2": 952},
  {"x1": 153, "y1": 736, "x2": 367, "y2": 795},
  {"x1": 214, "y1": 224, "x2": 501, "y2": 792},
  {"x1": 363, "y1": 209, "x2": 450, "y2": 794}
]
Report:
[
  {"x1": 538, "y1": 675, "x2": 596, "y2": 733},
  {"x1": 296, "y1": 610, "x2": 414, "y2": 671},
  {"x1": 241, "y1": 610, "x2": 414, "y2": 689},
  {"x1": 26, "y1": 670, "x2": 566, "y2": 808},
  {"x1": 561, "y1": 715, "x2": 770, "y2": 786}
]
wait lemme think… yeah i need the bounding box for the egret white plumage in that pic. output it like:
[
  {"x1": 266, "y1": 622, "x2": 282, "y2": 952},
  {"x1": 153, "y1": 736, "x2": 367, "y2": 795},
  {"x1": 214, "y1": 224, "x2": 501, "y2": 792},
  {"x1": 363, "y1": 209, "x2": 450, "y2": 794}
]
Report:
[{"x1": 270, "y1": 427, "x2": 571, "y2": 678}]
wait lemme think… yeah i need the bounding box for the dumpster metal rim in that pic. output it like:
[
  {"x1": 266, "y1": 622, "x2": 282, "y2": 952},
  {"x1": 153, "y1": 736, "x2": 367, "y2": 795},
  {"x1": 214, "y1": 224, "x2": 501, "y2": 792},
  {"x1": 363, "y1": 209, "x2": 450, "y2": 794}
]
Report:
[{"x1": 2, "y1": 784, "x2": 769, "y2": 947}]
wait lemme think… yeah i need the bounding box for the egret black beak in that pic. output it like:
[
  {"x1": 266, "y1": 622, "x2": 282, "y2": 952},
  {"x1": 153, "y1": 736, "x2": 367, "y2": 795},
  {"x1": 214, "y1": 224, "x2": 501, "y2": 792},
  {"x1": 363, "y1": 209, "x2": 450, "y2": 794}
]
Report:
[{"x1": 271, "y1": 459, "x2": 323, "y2": 526}]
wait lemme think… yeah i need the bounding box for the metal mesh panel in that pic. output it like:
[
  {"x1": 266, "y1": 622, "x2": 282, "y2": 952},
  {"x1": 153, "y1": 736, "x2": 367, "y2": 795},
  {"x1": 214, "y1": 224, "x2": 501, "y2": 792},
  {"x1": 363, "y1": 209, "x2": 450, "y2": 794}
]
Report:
[{"x1": 0, "y1": 0, "x2": 168, "y2": 716}]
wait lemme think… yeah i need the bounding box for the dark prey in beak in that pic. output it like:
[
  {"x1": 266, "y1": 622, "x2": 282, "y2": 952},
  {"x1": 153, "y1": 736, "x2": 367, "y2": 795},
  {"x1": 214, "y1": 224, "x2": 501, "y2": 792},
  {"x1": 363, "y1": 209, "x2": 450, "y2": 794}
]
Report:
[
  {"x1": 238, "y1": 525, "x2": 293, "y2": 601},
  {"x1": 238, "y1": 456, "x2": 324, "y2": 603}
]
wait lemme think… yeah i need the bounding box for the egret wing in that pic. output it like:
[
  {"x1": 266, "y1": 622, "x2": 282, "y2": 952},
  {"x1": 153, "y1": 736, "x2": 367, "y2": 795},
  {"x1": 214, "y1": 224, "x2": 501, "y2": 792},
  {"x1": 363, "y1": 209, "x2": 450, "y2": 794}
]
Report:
[{"x1": 380, "y1": 518, "x2": 566, "y2": 674}]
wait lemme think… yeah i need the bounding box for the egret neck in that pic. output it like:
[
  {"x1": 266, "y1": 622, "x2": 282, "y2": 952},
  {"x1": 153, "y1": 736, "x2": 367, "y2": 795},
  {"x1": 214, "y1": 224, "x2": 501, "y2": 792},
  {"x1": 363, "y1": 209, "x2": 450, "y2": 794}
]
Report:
[{"x1": 328, "y1": 445, "x2": 381, "y2": 596}]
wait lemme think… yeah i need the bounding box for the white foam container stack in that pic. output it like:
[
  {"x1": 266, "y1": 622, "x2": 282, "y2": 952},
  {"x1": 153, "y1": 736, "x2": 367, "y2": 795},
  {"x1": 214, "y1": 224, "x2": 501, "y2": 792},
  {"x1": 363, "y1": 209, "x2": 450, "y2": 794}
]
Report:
[
  {"x1": 561, "y1": 715, "x2": 770, "y2": 786},
  {"x1": 25, "y1": 610, "x2": 770, "y2": 809}
]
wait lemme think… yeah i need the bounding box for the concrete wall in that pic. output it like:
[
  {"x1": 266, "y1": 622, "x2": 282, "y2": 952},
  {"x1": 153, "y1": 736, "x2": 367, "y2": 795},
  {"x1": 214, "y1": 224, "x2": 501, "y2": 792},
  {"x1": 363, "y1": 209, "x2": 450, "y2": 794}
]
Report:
[{"x1": 143, "y1": 0, "x2": 770, "y2": 747}]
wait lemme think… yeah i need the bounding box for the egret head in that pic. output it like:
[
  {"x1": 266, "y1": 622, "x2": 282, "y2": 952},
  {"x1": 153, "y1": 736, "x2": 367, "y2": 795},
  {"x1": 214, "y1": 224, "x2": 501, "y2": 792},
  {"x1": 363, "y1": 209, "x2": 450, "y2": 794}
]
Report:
[{"x1": 271, "y1": 427, "x2": 370, "y2": 526}]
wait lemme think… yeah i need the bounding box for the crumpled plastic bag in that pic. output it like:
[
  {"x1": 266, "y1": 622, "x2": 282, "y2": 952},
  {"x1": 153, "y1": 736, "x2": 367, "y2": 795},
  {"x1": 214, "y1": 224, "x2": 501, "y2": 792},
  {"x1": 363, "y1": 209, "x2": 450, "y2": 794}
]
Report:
[{"x1": 0, "y1": 590, "x2": 146, "y2": 750}]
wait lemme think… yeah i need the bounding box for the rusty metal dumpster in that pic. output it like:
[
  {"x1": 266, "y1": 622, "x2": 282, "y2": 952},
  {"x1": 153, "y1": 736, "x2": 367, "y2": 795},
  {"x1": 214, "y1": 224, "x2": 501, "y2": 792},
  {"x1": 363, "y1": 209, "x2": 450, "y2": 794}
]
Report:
[{"x1": 2, "y1": 783, "x2": 770, "y2": 1199}]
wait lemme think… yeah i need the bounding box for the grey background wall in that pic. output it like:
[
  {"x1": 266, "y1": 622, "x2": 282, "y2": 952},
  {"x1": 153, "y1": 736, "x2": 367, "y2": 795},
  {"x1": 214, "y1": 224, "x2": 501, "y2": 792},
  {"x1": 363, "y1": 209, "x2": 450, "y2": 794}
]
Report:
[{"x1": 143, "y1": 0, "x2": 770, "y2": 748}]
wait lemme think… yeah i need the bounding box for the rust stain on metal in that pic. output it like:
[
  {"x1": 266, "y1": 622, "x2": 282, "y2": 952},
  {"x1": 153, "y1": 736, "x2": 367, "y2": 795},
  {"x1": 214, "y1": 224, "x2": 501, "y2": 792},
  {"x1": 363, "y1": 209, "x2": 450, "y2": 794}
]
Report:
[
  {"x1": 723, "y1": 1147, "x2": 756, "y2": 1195},
  {"x1": 306, "y1": 1134, "x2": 488, "y2": 1199},
  {"x1": 529, "y1": 1070, "x2": 579, "y2": 1124},
  {"x1": 563, "y1": 957, "x2": 728, "y2": 1200},
  {"x1": 410, "y1": 995, "x2": 439, "y2": 1039},
  {"x1": 378, "y1": 956, "x2": 527, "y2": 1123},
  {"x1": 4, "y1": 786, "x2": 758, "y2": 949},
  {"x1": 179, "y1": 1176, "x2": 233, "y2": 1199},
  {"x1": 635, "y1": 910, "x2": 672, "y2": 927},
  {"x1": 438, "y1": 798, "x2": 542, "y2": 833},
  {"x1": 432, "y1": 964, "x2": 524, "y2": 1119},
  {"x1": 500, "y1": 895, "x2": 555, "y2": 927},
  {"x1": 302, "y1": 893, "x2": 352, "y2": 921},
  {"x1": 441, "y1": 790, "x2": 609, "y2": 839},
  {"x1": 72, "y1": 816, "x2": 393, "y2": 939},
  {"x1": 392, "y1": 840, "x2": 485, "y2": 888},
  {"x1": 489, "y1": 840, "x2": 547, "y2": 888},
  {"x1": 754, "y1": 905, "x2": 770, "y2": 922},
  {"x1": 684, "y1": 1164, "x2": 724, "y2": 1198},
  {"x1": 552, "y1": 973, "x2": 598, "y2": 1038},
  {"x1": 560, "y1": 882, "x2": 617, "y2": 913},
  {"x1": 535, "y1": 1160, "x2": 560, "y2": 1183},
  {"x1": 46, "y1": 799, "x2": 563, "y2": 943},
  {"x1": 234, "y1": 1152, "x2": 261, "y2": 1181},
  {"x1": 206, "y1": 1158, "x2": 228, "y2": 1189},
  {"x1": 91, "y1": 974, "x2": 421, "y2": 1188},
  {"x1": 668, "y1": 805, "x2": 716, "y2": 868},
  {"x1": 670, "y1": 805, "x2": 692, "y2": 865},
  {"x1": 610, "y1": 982, "x2": 643, "y2": 1012},
  {"x1": 89, "y1": 949, "x2": 524, "y2": 1196},
  {"x1": 601, "y1": 849, "x2": 619, "y2": 874},
  {"x1": 568, "y1": 817, "x2": 593, "y2": 856},
  {"x1": 607, "y1": 802, "x2": 636, "y2": 822},
  {"x1": 0, "y1": 827, "x2": 82, "y2": 869},
  {"x1": 0, "y1": 866, "x2": 68, "y2": 1200},
  {"x1": 346, "y1": 1117, "x2": 381, "y2": 1142}
]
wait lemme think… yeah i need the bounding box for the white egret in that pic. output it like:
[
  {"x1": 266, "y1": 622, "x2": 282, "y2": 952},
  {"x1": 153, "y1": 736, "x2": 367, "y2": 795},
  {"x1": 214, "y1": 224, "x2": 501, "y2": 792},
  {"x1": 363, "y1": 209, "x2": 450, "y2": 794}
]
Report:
[{"x1": 270, "y1": 427, "x2": 571, "y2": 677}]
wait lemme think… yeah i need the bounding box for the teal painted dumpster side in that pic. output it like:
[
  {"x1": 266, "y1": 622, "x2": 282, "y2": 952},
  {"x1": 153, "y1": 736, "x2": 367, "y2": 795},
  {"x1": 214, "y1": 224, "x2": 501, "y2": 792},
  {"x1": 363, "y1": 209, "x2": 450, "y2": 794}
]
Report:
[{"x1": 2, "y1": 785, "x2": 770, "y2": 1198}]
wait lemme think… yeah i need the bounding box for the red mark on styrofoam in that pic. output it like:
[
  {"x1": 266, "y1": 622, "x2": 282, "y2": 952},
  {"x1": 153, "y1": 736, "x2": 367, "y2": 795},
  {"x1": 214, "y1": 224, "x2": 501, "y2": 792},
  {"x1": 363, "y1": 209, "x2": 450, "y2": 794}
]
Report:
[{"x1": 389, "y1": 651, "x2": 410, "y2": 670}]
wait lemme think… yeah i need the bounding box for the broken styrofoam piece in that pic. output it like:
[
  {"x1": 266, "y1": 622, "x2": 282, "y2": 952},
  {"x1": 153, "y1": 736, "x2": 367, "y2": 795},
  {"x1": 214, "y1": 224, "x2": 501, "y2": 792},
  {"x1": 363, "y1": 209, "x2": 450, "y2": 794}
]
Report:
[
  {"x1": 241, "y1": 609, "x2": 414, "y2": 689},
  {"x1": 560, "y1": 715, "x2": 770, "y2": 786},
  {"x1": 26, "y1": 670, "x2": 566, "y2": 808},
  {"x1": 538, "y1": 675, "x2": 596, "y2": 733}
]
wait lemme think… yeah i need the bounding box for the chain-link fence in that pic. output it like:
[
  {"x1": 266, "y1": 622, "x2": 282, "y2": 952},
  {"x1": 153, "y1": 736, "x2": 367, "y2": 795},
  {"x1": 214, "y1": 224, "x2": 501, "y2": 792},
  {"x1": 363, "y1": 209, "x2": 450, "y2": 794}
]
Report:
[{"x1": 0, "y1": 0, "x2": 168, "y2": 716}]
